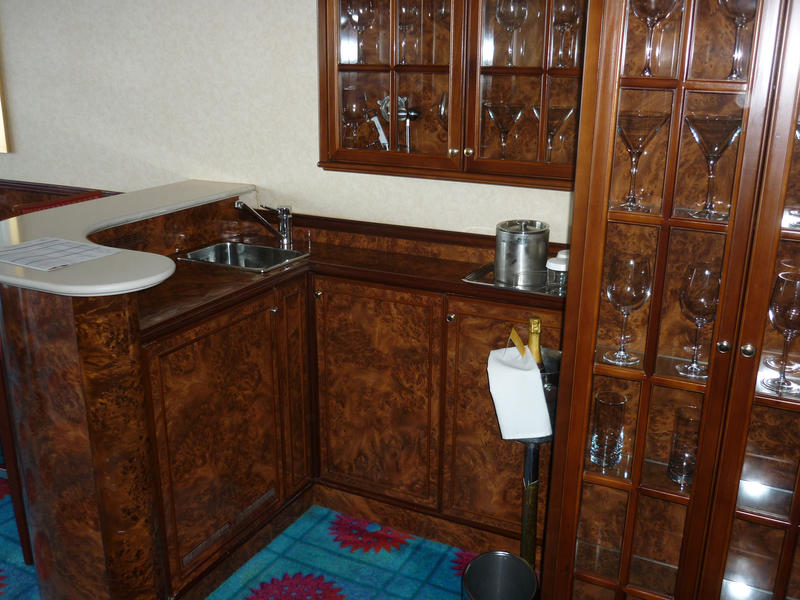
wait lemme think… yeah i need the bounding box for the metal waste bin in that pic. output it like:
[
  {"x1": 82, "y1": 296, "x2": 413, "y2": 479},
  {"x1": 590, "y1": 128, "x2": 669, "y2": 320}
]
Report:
[{"x1": 462, "y1": 551, "x2": 538, "y2": 600}]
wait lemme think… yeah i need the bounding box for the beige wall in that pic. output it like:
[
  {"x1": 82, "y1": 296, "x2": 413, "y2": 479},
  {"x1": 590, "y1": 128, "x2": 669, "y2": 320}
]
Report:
[{"x1": 0, "y1": 1, "x2": 572, "y2": 241}]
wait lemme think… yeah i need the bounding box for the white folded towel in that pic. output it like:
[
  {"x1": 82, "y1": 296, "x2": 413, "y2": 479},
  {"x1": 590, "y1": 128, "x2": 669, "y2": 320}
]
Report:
[{"x1": 487, "y1": 347, "x2": 551, "y2": 441}]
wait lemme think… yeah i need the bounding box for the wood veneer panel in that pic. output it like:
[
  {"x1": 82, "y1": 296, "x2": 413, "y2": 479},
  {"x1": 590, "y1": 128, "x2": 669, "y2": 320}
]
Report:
[
  {"x1": 442, "y1": 297, "x2": 562, "y2": 539},
  {"x1": 315, "y1": 276, "x2": 443, "y2": 509},
  {"x1": 144, "y1": 294, "x2": 282, "y2": 593},
  {"x1": 313, "y1": 484, "x2": 519, "y2": 554},
  {"x1": 0, "y1": 287, "x2": 164, "y2": 600}
]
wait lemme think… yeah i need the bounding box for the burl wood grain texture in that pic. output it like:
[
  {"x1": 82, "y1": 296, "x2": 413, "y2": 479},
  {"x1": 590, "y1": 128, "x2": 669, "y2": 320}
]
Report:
[
  {"x1": 724, "y1": 517, "x2": 784, "y2": 592},
  {"x1": 145, "y1": 295, "x2": 282, "y2": 593},
  {"x1": 574, "y1": 482, "x2": 628, "y2": 580},
  {"x1": 314, "y1": 485, "x2": 519, "y2": 555},
  {"x1": 315, "y1": 276, "x2": 443, "y2": 509},
  {"x1": 622, "y1": 3, "x2": 683, "y2": 78},
  {"x1": 0, "y1": 287, "x2": 165, "y2": 600},
  {"x1": 275, "y1": 277, "x2": 313, "y2": 498},
  {"x1": 443, "y1": 297, "x2": 562, "y2": 539}
]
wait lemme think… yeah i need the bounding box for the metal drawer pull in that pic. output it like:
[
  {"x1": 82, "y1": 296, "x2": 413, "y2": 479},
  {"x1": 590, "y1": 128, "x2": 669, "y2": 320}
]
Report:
[
  {"x1": 446, "y1": 313, "x2": 456, "y2": 322},
  {"x1": 716, "y1": 340, "x2": 731, "y2": 353}
]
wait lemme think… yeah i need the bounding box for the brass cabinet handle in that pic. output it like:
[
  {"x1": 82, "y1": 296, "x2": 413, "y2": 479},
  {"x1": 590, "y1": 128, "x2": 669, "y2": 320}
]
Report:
[
  {"x1": 446, "y1": 313, "x2": 456, "y2": 323},
  {"x1": 448, "y1": 148, "x2": 460, "y2": 157},
  {"x1": 740, "y1": 343, "x2": 756, "y2": 358},
  {"x1": 314, "y1": 290, "x2": 323, "y2": 298},
  {"x1": 716, "y1": 340, "x2": 731, "y2": 353},
  {"x1": 463, "y1": 148, "x2": 474, "y2": 157}
]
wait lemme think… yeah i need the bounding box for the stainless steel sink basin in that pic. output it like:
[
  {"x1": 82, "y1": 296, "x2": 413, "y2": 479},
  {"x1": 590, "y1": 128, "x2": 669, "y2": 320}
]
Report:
[{"x1": 177, "y1": 242, "x2": 308, "y2": 273}]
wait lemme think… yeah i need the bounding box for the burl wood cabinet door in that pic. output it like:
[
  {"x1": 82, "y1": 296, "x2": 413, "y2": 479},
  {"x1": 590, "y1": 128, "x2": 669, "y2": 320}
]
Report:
[
  {"x1": 442, "y1": 297, "x2": 562, "y2": 538},
  {"x1": 314, "y1": 275, "x2": 444, "y2": 509},
  {"x1": 145, "y1": 294, "x2": 282, "y2": 592}
]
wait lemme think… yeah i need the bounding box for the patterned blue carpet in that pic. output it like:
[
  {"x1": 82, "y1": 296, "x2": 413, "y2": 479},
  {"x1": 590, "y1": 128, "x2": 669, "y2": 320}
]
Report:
[{"x1": 0, "y1": 491, "x2": 474, "y2": 599}]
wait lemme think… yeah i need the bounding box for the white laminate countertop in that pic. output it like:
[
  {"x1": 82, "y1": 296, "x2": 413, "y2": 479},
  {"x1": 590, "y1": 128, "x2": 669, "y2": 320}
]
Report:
[{"x1": 0, "y1": 179, "x2": 257, "y2": 297}]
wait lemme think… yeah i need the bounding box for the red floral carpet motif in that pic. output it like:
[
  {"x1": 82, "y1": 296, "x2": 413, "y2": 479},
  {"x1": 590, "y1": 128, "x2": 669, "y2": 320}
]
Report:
[
  {"x1": 0, "y1": 569, "x2": 6, "y2": 593},
  {"x1": 0, "y1": 479, "x2": 9, "y2": 501},
  {"x1": 246, "y1": 573, "x2": 345, "y2": 600},
  {"x1": 329, "y1": 514, "x2": 412, "y2": 553},
  {"x1": 451, "y1": 550, "x2": 478, "y2": 576}
]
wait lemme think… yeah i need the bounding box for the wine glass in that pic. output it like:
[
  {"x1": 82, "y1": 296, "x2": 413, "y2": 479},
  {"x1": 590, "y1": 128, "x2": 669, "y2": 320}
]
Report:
[
  {"x1": 762, "y1": 272, "x2": 800, "y2": 396},
  {"x1": 398, "y1": 0, "x2": 420, "y2": 64},
  {"x1": 675, "y1": 262, "x2": 720, "y2": 379},
  {"x1": 603, "y1": 254, "x2": 653, "y2": 366},
  {"x1": 766, "y1": 260, "x2": 800, "y2": 372},
  {"x1": 532, "y1": 105, "x2": 575, "y2": 162},
  {"x1": 718, "y1": 0, "x2": 758, "y2": 81},
  {"x1": 436, "y1": 91, "x2": 448, "y2": 132},
  {"x1": 630, "y1": 0, "x2": 682, "y2": 77},
  {"x1": 684, "y1": 114, "x2": 742, "y2": 221},
  {"x1": 615, "y1": 111, "x2": 670, "y2": 212},
  {"x1": 341, "y1": 85, "x2": 368, "y2": 148},
  {"x1": 553, "y1": 2, "x2": 582, "y2": 68},
  {"x1": 484, "y1": 101, "x2": 525, "y2": 159},
  {"x1": 347, "y1": 0, "x2": 376, "y2": 64},
  {"x1": 495, "y1": 0, "x2": 529, "y2": 67}
]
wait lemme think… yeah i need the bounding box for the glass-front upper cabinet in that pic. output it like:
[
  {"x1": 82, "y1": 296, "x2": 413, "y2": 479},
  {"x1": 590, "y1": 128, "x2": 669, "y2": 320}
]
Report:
[
  {"x1": 543, "y1": 1, "x2": 783, "y2": 599},
  {"x1": 317, "y1": 0, "x2": 586, "y2": 190}
]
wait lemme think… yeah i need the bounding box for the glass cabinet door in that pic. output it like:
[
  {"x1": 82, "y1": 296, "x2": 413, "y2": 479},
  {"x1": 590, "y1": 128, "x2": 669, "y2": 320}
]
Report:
[
  {"x1": 465, "y1": 0, "x2": 585, "y2": 179},
  {"x1": 701, "y1": 2, "x2": 800, "y2": 598},
  {"x1": 544, "y1": 0, "x2": 780, "y2": 598},
  {"x1": 332, "y1": 0, "x2": 464, "y2": 169}
]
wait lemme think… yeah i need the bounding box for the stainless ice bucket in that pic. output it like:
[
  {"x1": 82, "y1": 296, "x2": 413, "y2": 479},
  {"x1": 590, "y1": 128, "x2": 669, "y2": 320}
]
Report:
[{"x1": 494, "y1": 220, "x2": 550, "y2": 290}]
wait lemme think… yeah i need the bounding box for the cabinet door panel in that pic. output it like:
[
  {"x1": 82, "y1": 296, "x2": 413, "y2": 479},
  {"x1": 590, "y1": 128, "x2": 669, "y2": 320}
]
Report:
[
  {"x1": 145, "y1": 296, "x2": 281, "y2": 590},
  {"x1": 442, "y1": 297, "x2": 561, "y2": 535},
  {"x1": 315, "y1": 276, "x2": 443, "y2": 508}
]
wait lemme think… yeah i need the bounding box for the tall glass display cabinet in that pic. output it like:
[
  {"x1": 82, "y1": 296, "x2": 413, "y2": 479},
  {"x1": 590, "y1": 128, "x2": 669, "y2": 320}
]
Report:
[
  {"x1": 317, "y1": 0, "x2": 586, "y2": 188},
  {"x1": 543, "y1": 0, "x2": 800, "y2": 598}
]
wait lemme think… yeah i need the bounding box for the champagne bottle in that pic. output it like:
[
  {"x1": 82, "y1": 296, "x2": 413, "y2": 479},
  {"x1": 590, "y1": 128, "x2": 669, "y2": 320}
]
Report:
[{"x1": 528, "y1": 317, "x2": 545, "y2": 371}]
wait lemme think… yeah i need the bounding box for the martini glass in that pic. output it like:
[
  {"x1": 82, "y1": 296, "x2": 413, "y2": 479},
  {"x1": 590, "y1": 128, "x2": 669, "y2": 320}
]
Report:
[
  {"x1": 762, "y1": 272, "x2": 800, "y2": 396},
  {"x1": 347, "y1": 0, "x2": 376, "y2": 64},
  {"x1": 615, "y1": 111, "x2": 670, "y2": 212},
  {"x1": 603, "y1": 254, "x2": 652, "y2": 366},
  {"x1": 484, "y1": 101, "x2": 525, "y2": 159},
  {"x1": 532, "y1": 106, "x2": 575, "y2": 162},
  {"x1": 398, "y1": 0, "x2": 421, "y2": 64},
  {"x1": 675, "y1": 262, "x2": 720, "y2": 379},
  {"x1": 717, "y1": 0, "x2": 758, "y2": 81},
  {"x1": 495, "y1": 0, "x2": 529, "y2": 66},
  {"x1": 684, "y1": 114, "x2": 742, "y2": 221},
  {"x1": 630, "y1": 0, "x2": 682, "y2": 77},
  {"x1": 553, "y1": 2, "x2": 582, "y2": 68}
]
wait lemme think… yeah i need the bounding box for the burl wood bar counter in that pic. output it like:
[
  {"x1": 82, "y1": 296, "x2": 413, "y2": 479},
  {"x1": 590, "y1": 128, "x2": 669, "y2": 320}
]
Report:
[
  {"x1": 0, "y1": 181, "x2": 261, "y2": 599},
  {"x1": 0, "y1": 180, "x2": 565, "y2": 599}
]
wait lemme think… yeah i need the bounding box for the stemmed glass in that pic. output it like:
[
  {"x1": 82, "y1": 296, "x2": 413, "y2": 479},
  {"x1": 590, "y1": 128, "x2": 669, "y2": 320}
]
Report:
[
  {"x1": 347, "y1": 0, "x2": 376, "y2": 64},
  {"x1": 603, "y1": 254, "x2": 653, "y2": 366},
  {"x1": 615, "y1": 111, "x2": 670, "y2": 212},
  {"x1": 532, "y1": 106, "x2": 575, "y2": 162},
  {"x1": 766, "y1": 260, "x2": 800, "y2": 372},
  {"x1": 436, "y1": 92, "x2": 448, "y2": 132},
  {"x1": 553, "y1": 2, "x2": 582, "y2": 68},
  {"x1": 684, "y1": 114, "x2": 742, "y2": 221},
  {"x1": 675, "y1": 262, "x2": 720, "y2": 379},
  {"x1": 341, "y1": 85, "x2": 368, "y2": 148},
  {"x1": 630, "y1": 0, "x2": 682, "y2": 77},
  {"x1": 718, "y1": 0, "x2": 758, "y2": 80},
  {"x1": 762, "y1": 272, "x2": 800, "y2": 396},
  {"x1": 484, "y1": 101, "x2": 525, "y2": 159},
  {"x1": 398, "y1": 0, "x2": 421, "y2": 64},
  {"x1": 495, "y1": 0, "x2": 529, "y2": 67}
]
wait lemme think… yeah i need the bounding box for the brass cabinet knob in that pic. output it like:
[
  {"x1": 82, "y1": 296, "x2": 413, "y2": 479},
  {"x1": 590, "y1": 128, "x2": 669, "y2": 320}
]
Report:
[
  {"x1": 446, "y1": 313, "x2": 456, "y2": 323},
  {"x1": 463, "y1": 148, "x2": 474, "y2": 157},
  {"x1": 448, "y1": 148, "x2": 460, "y2": 157},
  {"x1": 740, "y1": 343, "x2": 756, "y2": 358},
  {"x1": 716, "y1": 340, "x2": 731, "y2": 353},
  {"x1": 269, "y1": 306, "x2": 279, "y2": 314},
  {"x1": 314, "y1": 290, "x2": 323, "y2": 298}
]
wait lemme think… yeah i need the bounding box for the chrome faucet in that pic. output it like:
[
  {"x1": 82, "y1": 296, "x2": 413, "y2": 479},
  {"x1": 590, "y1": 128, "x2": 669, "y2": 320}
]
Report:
[{"x1": 235, "y1": 200, "x2": 293, "y2": 250}]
